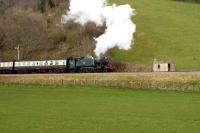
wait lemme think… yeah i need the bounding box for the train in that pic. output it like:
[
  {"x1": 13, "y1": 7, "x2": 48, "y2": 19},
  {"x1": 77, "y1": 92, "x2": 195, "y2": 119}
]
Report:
[{"x1": 0, "y1": 56, "x2": 111, "y2": 74}]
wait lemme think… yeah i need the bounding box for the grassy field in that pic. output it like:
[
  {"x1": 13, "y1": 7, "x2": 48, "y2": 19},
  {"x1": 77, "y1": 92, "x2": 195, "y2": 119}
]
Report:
[
  {"x1": 110, "y1": 0, "x2": 200, "y2": 70},
  {"x1": 0, "y1": 85, "x2": 200, "y2": 133}
]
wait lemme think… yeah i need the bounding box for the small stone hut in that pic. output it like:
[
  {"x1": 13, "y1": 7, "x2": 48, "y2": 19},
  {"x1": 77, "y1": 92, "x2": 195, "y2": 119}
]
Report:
[{"x1": 153, "y1": 59, "x2": 175, "y2": 72}]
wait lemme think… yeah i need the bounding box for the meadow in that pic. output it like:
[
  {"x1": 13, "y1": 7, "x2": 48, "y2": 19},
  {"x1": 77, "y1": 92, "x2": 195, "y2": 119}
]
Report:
[
  {"x1": 0, "y1": 85, "x2": 200, "y2": 133},
  {"x1": 111, "y1": 0, "x2": 200, "y2": 70}
]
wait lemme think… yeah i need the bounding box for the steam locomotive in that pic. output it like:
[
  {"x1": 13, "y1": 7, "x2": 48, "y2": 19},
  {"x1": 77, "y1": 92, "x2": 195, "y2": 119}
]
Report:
[{"x1": 0, "y1": 56, "x2": 110, "y2": 74}]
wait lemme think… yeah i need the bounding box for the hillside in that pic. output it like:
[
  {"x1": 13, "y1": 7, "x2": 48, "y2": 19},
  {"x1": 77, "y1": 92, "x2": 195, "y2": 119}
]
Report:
[
  {"x1": 0, "y1": 0, "x2": 105, "y2": 61},
  {"x1": 111, "y1": 0, "x2": 200, "y2": 70},
  {"x1": 0, "y1": 0, "x2": 200, "y2": 71}
]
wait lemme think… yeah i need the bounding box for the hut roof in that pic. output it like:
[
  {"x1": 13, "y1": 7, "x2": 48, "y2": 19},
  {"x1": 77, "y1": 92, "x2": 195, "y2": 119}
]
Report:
[{"x1": 153, "y1": 59, "x2": 174, "y2": 64}]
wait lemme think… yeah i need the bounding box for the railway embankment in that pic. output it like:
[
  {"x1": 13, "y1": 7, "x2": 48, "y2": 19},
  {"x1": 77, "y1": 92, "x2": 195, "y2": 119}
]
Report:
[{"x1": 1, "y1": 73, "x2": 200, "y2": 91}]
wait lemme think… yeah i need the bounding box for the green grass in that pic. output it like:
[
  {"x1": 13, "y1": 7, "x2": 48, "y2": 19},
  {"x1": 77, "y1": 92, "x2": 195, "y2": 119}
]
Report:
[
  {"x1": 110, "y1": 0, "x2": 200, "y2": 70},
  {"x1": 0, "y1": 85, "x2": 200, "y2": 133}
]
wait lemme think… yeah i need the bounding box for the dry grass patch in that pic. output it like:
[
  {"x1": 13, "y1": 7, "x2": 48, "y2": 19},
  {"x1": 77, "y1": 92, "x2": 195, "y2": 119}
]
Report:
[{"x1": 1, "y1": 73, "x2": 200, "y2": 91}]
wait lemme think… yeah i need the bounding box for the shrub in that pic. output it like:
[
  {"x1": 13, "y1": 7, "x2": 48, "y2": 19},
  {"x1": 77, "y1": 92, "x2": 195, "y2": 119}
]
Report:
[{"x1": 48, "y1": 31, "x2": 66, "y2": 45}]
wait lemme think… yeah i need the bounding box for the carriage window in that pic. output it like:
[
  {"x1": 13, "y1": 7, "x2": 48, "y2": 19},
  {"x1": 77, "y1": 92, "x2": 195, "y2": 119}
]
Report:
[
  {"x1": 50, "y1": 61, "x2": 53, "y2": 65},
  {"x1": 55, "y1": 61, "x2": 59, "y2": 65},
  {"x1": 27, "y1": 62, "x2": 30, "y2": 66},
  {"x1": 23, "y1": 62, "x2": 26, "y2": 66},
  {"x1": 44, "y1": 61, "x2": 48, "y2": 66}
]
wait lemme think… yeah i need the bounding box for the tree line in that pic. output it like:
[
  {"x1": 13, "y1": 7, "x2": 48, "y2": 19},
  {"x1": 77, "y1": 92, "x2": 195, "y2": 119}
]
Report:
[
  {"x1": 177, "y1": 0, "x2": 200, "y2": 3},
  {"x1": 0, "y1": 0, "x2": 65, "y2": 14}
]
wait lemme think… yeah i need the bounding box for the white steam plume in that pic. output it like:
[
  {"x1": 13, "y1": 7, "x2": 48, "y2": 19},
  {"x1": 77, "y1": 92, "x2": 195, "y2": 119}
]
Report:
[{"x1": 61, "y1": 0, "x2": 136, "y2": 58}]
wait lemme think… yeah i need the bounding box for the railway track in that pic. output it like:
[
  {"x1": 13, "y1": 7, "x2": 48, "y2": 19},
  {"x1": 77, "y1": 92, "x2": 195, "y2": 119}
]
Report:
[{"x1": 1, "y1": 72, "x2": 200, "y2": 77}]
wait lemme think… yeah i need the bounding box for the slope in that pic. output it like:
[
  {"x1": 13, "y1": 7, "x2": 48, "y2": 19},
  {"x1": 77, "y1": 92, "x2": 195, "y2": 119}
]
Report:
[{"x1": 111, "y1": 0, "x2": 200, "y2": 70}]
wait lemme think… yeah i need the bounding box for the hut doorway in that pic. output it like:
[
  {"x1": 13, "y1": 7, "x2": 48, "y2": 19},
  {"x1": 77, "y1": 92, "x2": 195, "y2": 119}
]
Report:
[{"x1": 168, "y1": 63, "x2": 171, "y2": 72}]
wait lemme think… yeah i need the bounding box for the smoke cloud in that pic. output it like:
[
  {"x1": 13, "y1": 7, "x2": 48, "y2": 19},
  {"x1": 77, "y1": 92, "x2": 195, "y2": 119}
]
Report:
[{"x1": 61, "y1": 0, "x2": 136, "y2": 58}]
